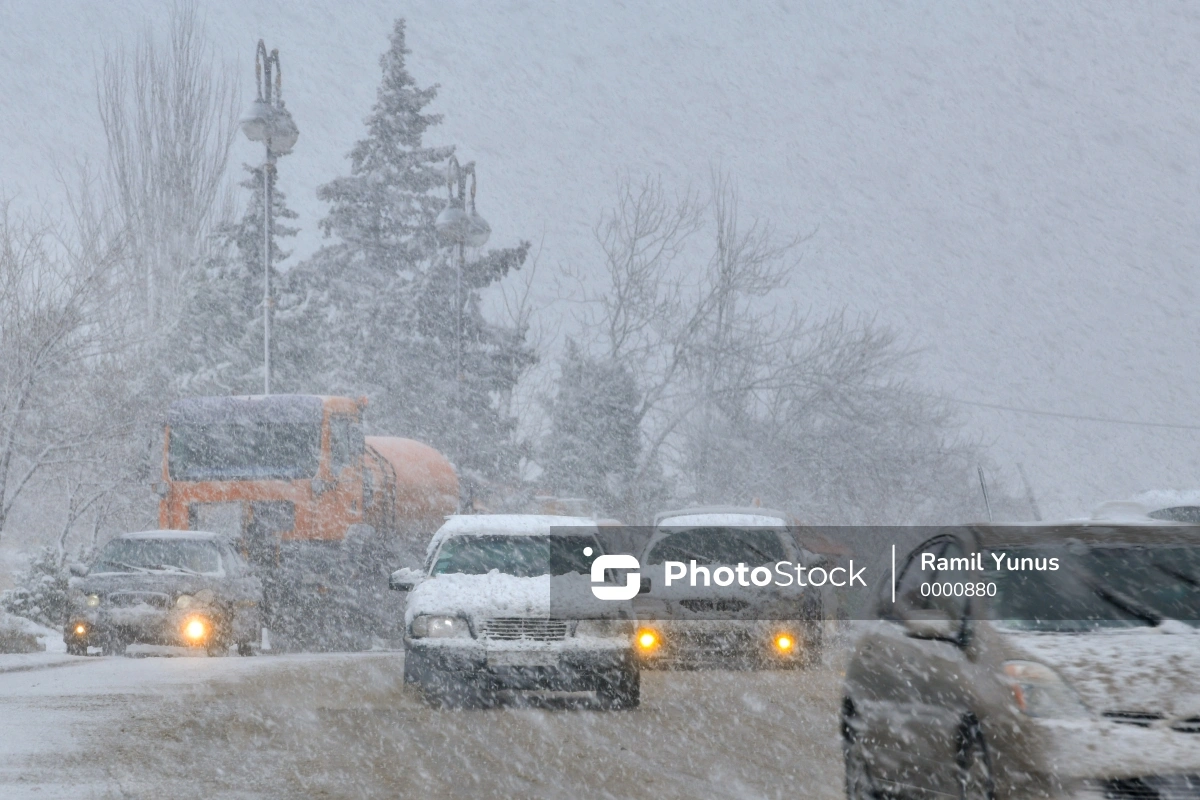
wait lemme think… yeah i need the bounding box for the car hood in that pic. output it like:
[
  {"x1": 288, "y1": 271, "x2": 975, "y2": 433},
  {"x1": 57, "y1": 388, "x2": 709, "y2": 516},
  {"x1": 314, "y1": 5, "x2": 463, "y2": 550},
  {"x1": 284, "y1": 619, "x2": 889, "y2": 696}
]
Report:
[
  {"x1": 405, "y1": 573, "x2": 627, "y2": 626},
  {"x1": 1003, "y1": 625, "x2": 1200, "y2": 718}
]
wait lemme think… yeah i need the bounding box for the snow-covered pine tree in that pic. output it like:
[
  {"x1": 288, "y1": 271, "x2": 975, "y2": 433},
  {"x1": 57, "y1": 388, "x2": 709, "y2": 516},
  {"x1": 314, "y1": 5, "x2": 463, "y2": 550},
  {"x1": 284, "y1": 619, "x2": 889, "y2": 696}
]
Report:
[
  {"x1": 541, "y1": 340, "x2": 644, "y2": 517},
  {"x1": 172, "y1": 162, "x2": 298, "y2": 395},
  {"x1": 278, "y1": 18, "x2": 537, "y2": 484}
]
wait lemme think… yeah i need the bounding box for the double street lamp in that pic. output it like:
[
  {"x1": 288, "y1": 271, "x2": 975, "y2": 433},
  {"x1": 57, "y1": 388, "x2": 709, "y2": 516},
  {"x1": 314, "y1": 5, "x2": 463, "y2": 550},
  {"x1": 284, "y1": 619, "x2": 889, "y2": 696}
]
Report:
[
  {"x1": 239, "y1": 40, "x2": 299, "y2": 396},
  {"x1": 435, "y1": 157, "x2": 491, "y2": 458}
]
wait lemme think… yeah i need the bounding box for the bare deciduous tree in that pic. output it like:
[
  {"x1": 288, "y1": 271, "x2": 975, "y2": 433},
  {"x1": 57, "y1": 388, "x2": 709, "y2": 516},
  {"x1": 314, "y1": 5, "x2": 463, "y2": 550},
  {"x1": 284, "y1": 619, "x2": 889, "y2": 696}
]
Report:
[
  {"x1": 98, "y1": 0, "x2": 239, "y2": 331},
  {"x1": 559, "y1": 172, "x2": 980, "y2": 522},
  {"x1": 0, "y1": 203, "x2": 127, "y2": 542}
]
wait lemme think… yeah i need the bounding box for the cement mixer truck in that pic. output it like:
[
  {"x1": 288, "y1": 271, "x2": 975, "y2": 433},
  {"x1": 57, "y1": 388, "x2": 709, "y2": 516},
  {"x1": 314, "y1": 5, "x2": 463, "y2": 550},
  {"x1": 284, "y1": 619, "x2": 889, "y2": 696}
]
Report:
[{"x1": 155, "y1": 394, "x2": 458, "y2": 649}]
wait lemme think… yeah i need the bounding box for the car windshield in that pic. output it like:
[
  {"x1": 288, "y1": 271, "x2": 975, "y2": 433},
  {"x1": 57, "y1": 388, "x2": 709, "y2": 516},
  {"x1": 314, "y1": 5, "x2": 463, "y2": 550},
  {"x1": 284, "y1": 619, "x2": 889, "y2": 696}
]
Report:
[
  {"x1": 92, "y1": 539, "x2": 222, "y2": 575},
  {"x1": 431, "y1": 535, "x2": 600, "y2": 577},
  {"x1": 168, "y1": 421, "x2": 321, "y2": 481},
  {"x1": 646, "y1": 527, "x2": 786, "y2": 565},
  {"x1": 986, "y1": 544, "x2": 1200, "y2": 631}
]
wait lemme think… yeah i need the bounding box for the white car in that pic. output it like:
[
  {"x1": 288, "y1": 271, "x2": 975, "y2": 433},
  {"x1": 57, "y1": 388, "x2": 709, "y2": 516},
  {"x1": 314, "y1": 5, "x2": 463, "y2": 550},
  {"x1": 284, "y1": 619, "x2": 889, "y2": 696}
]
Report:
[
  {"x1": 631, "y1": 507, "x2": 827, "y2": 668},
  {"x1": 389, "y1": 515, "x2": 640, "y2": 708}
]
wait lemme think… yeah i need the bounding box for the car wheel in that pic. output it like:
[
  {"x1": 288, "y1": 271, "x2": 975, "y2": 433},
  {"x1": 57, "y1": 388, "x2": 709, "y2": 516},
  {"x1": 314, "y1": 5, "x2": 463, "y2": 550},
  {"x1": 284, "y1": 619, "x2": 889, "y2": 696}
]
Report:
[
  {"x1": 206, "y1": 640, "x2": 230, "y2": 657},
  {"x1": 597, "y1": 667, "x2": 641, "y2": 710},
  {"x1": 236, "y1": 641, "x2": 255, "y2": 656},
  {"x1": 66, "y1": 642, "x2": 87, "y2": 656},
  {"x1": 956, "y1": 719, "x2": 996, "y2": 800},
  {"x1": 421, "y1": 672, "x2": 478, "y2": 709},
  {"x1": 842, "y1": 700, "x2": 883, "y2": 800},
  {"x1": 101, "y1": 636, "x2": 126, "y2": 657}
]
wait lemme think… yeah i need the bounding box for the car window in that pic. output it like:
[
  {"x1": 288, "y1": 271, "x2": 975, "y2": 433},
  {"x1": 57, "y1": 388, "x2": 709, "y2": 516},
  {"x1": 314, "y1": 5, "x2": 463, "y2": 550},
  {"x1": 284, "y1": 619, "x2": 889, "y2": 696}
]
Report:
[
  {"x1": 646, "y1": 527, "x2": 786, "y2": 565},
  {"x1": 431, "y1": 535, "x2": 602, "y2": 577},
  {"x1": 887, "y1": 537, "x2": 969, "y2": 621},
  {"x1": 985, "y1": 544, "x2": 1190, "y2": 631},
  {"x1": 92, "y1": 539, "x2": 223, "y2": 575},
  {"x1": 329, "y1": 415, "x2": 363, "y2": 473}
]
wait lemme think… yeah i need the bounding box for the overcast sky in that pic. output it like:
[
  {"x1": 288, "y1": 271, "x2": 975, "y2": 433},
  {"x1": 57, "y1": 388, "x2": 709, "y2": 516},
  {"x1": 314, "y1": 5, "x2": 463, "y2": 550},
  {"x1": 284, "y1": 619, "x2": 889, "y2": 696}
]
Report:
[{"x1": 4, "y1": 1, "x2": 1200, "y2": 517}]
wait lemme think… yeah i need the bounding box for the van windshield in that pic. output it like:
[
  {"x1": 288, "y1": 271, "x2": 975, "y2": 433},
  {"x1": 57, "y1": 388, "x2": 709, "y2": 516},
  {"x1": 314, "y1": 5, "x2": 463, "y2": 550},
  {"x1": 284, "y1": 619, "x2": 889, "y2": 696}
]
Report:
[{"x1": 646, "y1": 528, "x2": 786, "y2": 565}]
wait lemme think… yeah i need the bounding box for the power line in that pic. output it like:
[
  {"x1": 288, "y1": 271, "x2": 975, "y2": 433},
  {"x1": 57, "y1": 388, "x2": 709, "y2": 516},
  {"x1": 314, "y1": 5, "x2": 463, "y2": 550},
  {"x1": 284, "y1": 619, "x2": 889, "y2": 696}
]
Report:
[{"x1": 951, "y1": 397, "x2": 1200, "y2": 432}]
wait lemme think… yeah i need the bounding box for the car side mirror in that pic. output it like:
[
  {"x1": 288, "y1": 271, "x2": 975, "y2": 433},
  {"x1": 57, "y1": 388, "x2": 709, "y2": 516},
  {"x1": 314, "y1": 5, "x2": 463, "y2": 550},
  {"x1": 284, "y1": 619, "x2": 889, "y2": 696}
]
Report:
[
  {"x1": 902, "y1": 610, "x2": 961, "y2": 642},
  {"x1": 68, "y1": 562, "x2": 88, "y2": 578},
  {"x1": 639, "y1": 577, "x2": 652, "y2": 595},
  {"x1": 389, "y1": 567, "x2": 423, "y2": 592}
]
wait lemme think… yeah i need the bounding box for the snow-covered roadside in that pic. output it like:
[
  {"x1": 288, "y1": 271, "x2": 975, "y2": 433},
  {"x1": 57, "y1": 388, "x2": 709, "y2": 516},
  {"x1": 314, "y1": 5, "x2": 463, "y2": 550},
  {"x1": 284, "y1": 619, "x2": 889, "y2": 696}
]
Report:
[
  {"x1": 0, "y1": 649, "x2": 280, "y2": 799},
  {"x1": 0, "y1": 613, "x2": 67, "y2": 653}
]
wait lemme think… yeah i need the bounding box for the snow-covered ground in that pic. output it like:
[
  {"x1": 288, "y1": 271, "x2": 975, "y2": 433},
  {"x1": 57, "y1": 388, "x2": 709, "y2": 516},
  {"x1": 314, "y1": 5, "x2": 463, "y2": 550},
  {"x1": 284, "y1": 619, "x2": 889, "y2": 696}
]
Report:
[{"x1": 0, "y1": 649, "x2": 845, "y2": 799}]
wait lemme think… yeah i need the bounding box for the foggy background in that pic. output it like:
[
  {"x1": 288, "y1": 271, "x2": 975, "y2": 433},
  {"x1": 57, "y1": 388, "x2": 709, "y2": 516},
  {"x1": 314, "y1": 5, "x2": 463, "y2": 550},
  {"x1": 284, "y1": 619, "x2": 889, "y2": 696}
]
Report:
[{"x1": 2, "y1": 0, "x2": 1198, "y2": 531}]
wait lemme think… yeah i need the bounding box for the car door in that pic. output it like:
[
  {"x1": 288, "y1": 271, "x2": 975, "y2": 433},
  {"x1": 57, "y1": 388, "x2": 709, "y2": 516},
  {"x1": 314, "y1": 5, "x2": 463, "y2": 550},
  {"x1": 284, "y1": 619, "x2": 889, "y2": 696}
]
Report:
[{"x1": 856, "y1": 535, "x2": 975, "y2": 797}]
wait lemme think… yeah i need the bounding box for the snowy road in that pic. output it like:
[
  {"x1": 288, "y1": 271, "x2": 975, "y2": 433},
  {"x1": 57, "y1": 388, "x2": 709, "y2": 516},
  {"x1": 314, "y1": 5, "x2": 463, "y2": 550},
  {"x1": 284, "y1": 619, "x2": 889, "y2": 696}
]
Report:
[{"x1": 0, "y1": 649, "x2": 846, "y2": 799}]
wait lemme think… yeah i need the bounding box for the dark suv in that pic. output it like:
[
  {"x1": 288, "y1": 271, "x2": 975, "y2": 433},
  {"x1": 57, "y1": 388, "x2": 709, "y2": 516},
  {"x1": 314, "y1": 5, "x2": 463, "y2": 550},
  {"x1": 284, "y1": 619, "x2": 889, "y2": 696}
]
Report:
[{"x1": 65, "y1": 530, "x2": 263, "y2": 656}]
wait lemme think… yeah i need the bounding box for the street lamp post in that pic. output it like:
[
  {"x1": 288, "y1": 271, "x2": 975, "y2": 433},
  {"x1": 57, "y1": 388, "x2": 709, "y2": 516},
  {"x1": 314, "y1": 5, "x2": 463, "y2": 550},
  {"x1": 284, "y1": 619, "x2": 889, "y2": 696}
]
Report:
[
  {"x1": 239, "y1": 40, "x2": 299, "y2": 396},
  {"x1": 435, "y1": 156, "x2": 491, "y2": 459}
]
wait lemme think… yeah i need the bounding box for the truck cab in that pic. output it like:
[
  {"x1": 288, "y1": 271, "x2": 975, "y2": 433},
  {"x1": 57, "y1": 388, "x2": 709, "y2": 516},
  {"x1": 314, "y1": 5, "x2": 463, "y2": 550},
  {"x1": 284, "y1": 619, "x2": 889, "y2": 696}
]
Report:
[{"x1": 159, "y1": 395, "x2": 368, "y2": 559}]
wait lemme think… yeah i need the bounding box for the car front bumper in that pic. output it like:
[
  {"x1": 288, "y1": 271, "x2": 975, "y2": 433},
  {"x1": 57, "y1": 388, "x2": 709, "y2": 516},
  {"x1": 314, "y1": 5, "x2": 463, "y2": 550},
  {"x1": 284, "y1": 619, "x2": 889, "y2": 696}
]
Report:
[
  {"x1": 631, "y1": 619, "x2": 817, "y2": 667},
  {"x1": 65, "y1": 606, "x2": 231, "y2": 649},
  {"x1": 404, "y1": 640, "x2": 635, "y2": 692}
]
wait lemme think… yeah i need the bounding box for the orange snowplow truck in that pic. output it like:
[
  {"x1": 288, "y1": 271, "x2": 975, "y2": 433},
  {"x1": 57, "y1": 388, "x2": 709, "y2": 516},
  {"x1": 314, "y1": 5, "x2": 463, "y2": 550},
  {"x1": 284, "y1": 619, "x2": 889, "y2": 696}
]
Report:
[{"x1": 156, "y1": 394, "x2": 458, "y2": 649}]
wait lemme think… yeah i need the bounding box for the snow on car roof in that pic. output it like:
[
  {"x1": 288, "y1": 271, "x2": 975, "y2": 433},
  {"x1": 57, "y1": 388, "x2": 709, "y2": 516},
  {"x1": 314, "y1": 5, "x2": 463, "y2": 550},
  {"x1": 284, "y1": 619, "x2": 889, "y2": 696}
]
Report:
[
  {"x1": 1088, "y1": 489, "x2": 1200, "y2": 522},
  {"x1": 116, "y1": 529, "x2": 226, "y2": 541},
  {"x1": 655, "y1": 511, "x2": 788, "y2": 529},
  {"x1": 1130, "y1": 488, "x2": 1200, "y2": 508}
]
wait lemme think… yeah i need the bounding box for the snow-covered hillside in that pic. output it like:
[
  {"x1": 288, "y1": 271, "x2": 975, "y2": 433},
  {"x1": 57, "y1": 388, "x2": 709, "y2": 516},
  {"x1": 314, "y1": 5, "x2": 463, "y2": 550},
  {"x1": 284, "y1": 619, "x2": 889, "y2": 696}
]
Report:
[{"x1": 3, "y1": 1, "x2": 1200, "y2": 516}]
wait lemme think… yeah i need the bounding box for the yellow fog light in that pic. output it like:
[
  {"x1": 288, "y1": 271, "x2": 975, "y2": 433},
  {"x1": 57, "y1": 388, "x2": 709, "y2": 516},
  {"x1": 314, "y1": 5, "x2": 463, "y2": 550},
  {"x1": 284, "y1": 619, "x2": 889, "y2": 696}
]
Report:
[
  {"x1": 184, "y1": 618, "x2": 208, "y2": 642},
  {"x1": 774, "y1": 634, "x2": 795, "y2": 653},
  {"x1": 74, "y1": 624, "x2": 86, "y2": 636},
  {"x1": 636, "y1": 629, "x2": 660, "y2": 650}
]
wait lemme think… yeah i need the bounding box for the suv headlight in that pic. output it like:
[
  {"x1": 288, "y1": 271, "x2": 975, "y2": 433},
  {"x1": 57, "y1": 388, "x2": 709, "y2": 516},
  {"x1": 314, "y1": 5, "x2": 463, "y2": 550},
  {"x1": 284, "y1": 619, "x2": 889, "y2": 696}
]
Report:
[
  {"x1": 1002, "y1": 660, "x2": 1089, "y2": 718},
  {"x1": 410, "y1": 615, "x2": 471, "y2": 639},
  {"x1": 176, "y1": 589, "x2": 215, "y2": 609},
  {"x1": 575, "y1": 619, "x2": 633, "y2": 638}
]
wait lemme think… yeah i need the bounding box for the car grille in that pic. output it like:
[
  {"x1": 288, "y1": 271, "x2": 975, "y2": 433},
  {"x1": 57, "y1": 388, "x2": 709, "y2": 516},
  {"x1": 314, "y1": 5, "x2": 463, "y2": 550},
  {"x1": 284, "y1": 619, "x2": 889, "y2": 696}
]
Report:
[
  {"x1": 480, "y1": 618, "x2": 568, "y2": 642},
  {"x1": 1102, "y1": 775, "x2": 1200, "y2": 799},
  {"x1": 1104, "y1": 711, "x2": 1165, "y2": 728},
  {"x1": 678, "y1": 598, "x2": 751, "y2": 613},
  {"x1": 107, "y1": 592, "x2": 171, "y2": 610},
  {"x1": 1172, "y1": 717, "x2": 1200, "y2": 734}
]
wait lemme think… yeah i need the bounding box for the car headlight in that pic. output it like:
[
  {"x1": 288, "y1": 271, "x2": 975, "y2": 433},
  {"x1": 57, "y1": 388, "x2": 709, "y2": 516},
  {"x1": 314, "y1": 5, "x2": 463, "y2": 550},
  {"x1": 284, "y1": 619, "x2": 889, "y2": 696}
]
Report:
[
  {"x1": 575, "y1": 619, "x2": 633, "y2": 638},
  {"x1": 1002, "y1": 660, "x2": 1089, "y2": 718},
  {"x1": 410, "y1": 615, "x2": 471, "y2": 639},
  {"x1": 176, "y1": 589, "x2": 215, "y2": 609},
  {"x1": 86, "y1": 594, "x2": 101, "y2": 607}
]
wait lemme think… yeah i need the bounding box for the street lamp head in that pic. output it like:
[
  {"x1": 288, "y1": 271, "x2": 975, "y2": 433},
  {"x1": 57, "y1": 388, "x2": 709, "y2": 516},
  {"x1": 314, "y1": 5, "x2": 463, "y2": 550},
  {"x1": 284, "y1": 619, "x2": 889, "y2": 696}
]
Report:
[
  {"x1": 435, "y1": 201, "x2": 470, "y2": 243},
  {"x1": 463, "y1": 168, "x2": 490, "y2": 248},
  {"x1": 464, "y1": 209, "x2": 491, "y2": 248},
  {"x1": 239, "y1": 98, "x2": 274, "y2": 143},
  {"x1": 268, "y1": 104, "x2": 299, "y2": 155}
]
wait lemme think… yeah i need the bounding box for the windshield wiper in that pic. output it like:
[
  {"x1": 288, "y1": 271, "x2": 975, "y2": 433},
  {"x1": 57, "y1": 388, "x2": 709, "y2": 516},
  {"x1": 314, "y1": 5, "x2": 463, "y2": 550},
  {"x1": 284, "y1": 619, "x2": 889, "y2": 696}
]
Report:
[
  {"x1": 145, "y1": 563, "x2": 203, "y2": 575},
  {"x1": 1088, "y1": 581, "x2": 1163, "y2": 627},
  {"x1": 97, "y1": 561, "x2": 155, "y2": 574},
  {"x1": 1151, "y1": 562, "x2": 1199, "y2": 589}
]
